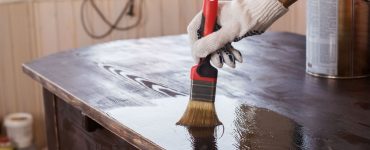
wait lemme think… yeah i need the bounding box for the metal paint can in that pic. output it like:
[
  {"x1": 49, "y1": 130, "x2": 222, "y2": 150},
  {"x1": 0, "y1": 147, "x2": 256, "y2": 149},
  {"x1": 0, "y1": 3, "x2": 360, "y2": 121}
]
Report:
[{"x1": 306, "y1": 0, "x2": 370, "y2": 79}]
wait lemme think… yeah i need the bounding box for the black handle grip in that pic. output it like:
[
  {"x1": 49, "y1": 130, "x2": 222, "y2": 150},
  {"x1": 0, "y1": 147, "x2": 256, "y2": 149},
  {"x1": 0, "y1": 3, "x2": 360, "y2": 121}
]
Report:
[{"x1": 196, "y1": 15, "x2": 220, "y2": 78}]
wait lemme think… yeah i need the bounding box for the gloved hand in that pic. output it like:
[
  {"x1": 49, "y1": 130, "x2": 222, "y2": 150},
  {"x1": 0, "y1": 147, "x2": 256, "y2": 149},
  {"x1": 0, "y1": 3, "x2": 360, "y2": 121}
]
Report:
[{"x1": 188, "y1": 0, "x2": 288, "y2": 68}]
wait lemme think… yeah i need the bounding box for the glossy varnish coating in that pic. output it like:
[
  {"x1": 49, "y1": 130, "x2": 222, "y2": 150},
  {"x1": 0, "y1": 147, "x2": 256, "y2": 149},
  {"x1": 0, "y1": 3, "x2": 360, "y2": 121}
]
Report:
[
  {"x1": 23, "y1": 32, "x2": 370, "y2": 149},
  {"x1": 106, "y1": 96, "x2": 304, "y2": 149}
]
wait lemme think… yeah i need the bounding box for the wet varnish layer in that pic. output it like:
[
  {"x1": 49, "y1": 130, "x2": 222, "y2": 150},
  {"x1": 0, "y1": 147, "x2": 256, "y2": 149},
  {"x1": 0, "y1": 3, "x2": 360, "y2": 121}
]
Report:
[{"x1": 107, "y1": 95, "x2": 305, "y2": 150}]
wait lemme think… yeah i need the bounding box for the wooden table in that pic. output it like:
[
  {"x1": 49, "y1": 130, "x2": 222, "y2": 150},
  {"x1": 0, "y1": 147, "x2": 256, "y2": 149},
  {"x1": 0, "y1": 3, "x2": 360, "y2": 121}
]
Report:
[{"x1": 23, "y1": 32, "x2": 370, "y2": 150}]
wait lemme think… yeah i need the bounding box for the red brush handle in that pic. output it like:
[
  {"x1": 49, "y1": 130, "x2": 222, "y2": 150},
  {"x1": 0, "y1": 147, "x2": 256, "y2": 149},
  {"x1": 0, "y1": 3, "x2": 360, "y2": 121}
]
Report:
[
  {"x1": 191, "y1": 0, "x2": 218, "y2": 82},
  {"x1": 203, "y1": 0, "x2": 218, "y2": 36}
]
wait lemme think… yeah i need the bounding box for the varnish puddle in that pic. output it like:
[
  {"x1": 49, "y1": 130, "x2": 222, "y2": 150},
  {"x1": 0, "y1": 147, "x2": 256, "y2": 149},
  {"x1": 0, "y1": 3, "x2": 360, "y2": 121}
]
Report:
[{"x1": 107, "y1": 95, "x2": 307, "y2": 149}]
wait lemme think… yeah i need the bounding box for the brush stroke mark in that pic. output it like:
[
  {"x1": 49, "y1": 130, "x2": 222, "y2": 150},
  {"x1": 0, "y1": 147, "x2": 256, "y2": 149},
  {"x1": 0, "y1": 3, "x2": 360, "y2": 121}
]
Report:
[
  {"x1": 232, "y1": 105, "x2": 306, "y2": 150},
  {"x1": 354, "y1": 101, "x2": 370, "y2": 111},
  {"x1": 97, "y1": 96, "x2": 138, "y2": 109},
  {"x1": 359, "y1": 122, "x2": 370, "y2": 129},
  {"x1": 337, "y1": 132, "x2": 370, "y2": 145},
  {"x1": 99, "y1": 63, "x2": 186, "y2": 97},
  {"x1": 124, "y1": 74, "x2": 186, "y2": 97}
]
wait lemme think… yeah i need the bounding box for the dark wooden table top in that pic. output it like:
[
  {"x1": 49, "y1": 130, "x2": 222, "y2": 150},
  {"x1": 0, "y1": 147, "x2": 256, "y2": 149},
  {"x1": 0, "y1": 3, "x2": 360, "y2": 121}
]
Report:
[{"x1": 23, "y1": 32, "x2": 370, "y2": 150}]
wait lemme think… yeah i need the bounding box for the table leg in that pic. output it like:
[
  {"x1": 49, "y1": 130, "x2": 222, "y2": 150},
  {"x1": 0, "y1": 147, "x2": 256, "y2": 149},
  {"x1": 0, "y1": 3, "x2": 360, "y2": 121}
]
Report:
[{"x1": 43, "y1": 88, "x2": 59, "y2": 150}]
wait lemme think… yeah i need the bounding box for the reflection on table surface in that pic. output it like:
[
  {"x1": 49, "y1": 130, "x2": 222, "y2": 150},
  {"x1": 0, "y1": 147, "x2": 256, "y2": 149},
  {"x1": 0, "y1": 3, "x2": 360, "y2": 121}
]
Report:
[{"x1": 107, "y1": 95, "x2": 306, "y2": 150}]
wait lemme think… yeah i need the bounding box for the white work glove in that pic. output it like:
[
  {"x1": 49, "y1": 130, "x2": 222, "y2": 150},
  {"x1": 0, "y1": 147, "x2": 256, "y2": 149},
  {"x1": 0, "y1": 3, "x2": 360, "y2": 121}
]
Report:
[{"x1": 188, "y1": 0, "x2": 288, "y2": 68}]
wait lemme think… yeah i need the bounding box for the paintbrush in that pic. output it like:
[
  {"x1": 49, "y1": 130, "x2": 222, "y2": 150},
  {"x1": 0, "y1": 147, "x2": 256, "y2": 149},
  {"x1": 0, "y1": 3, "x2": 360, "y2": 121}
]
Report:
[{"x1": 177, "y1": 0, "x2": 222, "y2": 127}]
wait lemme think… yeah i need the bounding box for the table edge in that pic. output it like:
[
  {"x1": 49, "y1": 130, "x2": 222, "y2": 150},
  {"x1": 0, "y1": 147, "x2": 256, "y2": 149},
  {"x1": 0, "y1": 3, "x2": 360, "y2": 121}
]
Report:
[{"x1": 22, "y1": 64, "x2": 164, "y2": 150}]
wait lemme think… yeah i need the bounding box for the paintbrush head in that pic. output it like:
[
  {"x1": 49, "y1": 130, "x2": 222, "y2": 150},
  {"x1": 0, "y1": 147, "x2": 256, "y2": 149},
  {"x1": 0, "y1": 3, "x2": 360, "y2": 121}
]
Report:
[
  {"x1": 177, "y1": 58, "x2": 220, "y2": 127},
  {"x1": 177, "y1": 100, "x2": 222, "y2": 127},
  {"x1": 178, "y1": 0, "x2": 221, "y2": 127}
]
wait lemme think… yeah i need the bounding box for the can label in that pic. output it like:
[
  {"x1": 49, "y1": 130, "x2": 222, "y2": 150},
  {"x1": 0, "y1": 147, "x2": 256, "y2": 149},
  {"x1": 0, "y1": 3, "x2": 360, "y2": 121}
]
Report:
[{"x1": 306, "y1": 0, "x2": 338, "y2": 76}]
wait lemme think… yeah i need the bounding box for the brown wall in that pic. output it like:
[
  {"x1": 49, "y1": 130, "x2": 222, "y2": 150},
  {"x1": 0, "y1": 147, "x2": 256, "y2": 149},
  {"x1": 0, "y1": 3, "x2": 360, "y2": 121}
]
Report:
[
  {"x1": 0, "y1": 0, "x2": 306, "y2": 148},
  {"x1": 270, "y1": 0, "x2": 306, "y2": 34}
]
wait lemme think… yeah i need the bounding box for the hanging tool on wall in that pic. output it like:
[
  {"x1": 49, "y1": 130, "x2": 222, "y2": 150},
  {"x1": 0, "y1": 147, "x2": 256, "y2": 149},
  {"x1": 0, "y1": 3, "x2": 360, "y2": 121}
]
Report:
[
  {"x1": 177, "y1": 0, "x2": 222, "y2": 128},
  {"x1": 80, "y1": 0, "x2": 143, "y2": 39}
]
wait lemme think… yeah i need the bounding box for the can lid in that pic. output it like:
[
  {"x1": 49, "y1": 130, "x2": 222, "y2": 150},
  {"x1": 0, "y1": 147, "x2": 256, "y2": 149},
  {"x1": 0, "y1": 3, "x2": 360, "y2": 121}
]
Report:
[{"x1": 4, "y1": 113, "x2": 33, "y2": 128}]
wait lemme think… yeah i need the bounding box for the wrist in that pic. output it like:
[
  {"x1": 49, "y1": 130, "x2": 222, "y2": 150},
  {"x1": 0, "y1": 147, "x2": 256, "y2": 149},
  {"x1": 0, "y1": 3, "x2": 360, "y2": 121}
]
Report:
[{"x1": 278, "y1": 0, "x2": 297, "y2": 8}]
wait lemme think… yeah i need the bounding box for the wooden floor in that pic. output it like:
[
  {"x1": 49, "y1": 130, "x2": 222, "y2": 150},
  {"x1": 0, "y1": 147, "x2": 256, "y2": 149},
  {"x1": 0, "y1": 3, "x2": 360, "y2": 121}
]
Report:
[{"x1": 0, "y1": 0, "x2": 306, "y2": 147}]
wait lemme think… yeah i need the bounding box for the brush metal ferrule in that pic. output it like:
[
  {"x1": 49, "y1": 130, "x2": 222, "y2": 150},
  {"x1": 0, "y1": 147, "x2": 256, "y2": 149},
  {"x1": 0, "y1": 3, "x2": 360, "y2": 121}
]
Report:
[{"x1": 190, "y1": 80, "x2": 217, "y2": 102}]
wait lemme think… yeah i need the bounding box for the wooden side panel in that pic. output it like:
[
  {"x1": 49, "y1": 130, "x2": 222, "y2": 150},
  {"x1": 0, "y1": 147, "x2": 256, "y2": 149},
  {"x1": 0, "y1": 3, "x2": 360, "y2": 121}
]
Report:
[
  {"x1": 110, "y1": 0, "x2": 143, "y2": 39},
  {"x1": 144, "y1": 0, "x2": 162, "y2": 37},
  {"x1": 34, "y1": 1, "x2": 59, "y2": 56},
  {"x1": 9, "y1": 2, "x2": 34, "y2": 112},
  {"x1": 178, "y1": 0, "x2": 199, "y2": 33},
  {"x1": 90, "y1": 0, "x2": 113, "y2": 43},
  {"x1": 56, "y1": 0, "x2": 76, "y2": 51},
  {"x1": 291, "y1": 1, "x2": 306, "y2": 34},
  {"x1": 109, "y1": 0, "x2": 125, "y2": 39},
  {"x1": 136, "y1": 0, "x2": 147, "y2": 38},
  {"x1": 269, "y1": 0, "x2": 307, "y2": 35},
  {"x1": 0, "y1": 4, "x2": 18, "y2": 116},
  {"x1": 9, "y1": 3, "x2": 46, "y2": 148},
  {"x1": 0, "y1": 54, "x2": 4, "y2": 117},
  {"x1": 161, "y1": 0, "x2": 180, "y2": 35},
  {"x1": 28, "y1": 2, "x2": 47, "y2": 147},
  {"x1": 0, "y1": 2, "x2": 46, "y2": 148},
  {"x1": 72, "y1": 0, "x2": 94, "y2": 47}
]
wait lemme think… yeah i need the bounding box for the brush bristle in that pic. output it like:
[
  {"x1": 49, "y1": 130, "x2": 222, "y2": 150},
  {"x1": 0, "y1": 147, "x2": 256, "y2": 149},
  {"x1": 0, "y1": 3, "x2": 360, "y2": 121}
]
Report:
[{"x1": 177, "y1": 100, "x2": 222, "y2": 127}]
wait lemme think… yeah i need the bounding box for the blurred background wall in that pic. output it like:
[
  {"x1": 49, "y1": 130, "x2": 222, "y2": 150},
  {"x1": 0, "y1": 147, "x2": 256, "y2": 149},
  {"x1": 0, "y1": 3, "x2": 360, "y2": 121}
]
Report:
[{"x1": 0, "y1": 0, "x2": 306, "y2": 148}]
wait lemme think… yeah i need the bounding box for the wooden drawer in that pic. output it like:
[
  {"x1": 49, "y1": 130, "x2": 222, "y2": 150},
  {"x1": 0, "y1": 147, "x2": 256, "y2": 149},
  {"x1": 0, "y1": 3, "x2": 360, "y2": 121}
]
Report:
[{"x1": 52, "y1": 95, "x2": 137, "y2": 150}]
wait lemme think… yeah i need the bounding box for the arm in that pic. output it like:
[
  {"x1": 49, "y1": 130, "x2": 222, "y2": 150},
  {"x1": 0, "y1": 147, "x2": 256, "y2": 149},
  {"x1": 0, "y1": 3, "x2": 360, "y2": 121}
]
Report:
[{"x1": 279, "y1": 0, "x2": 298, "y2": 8}]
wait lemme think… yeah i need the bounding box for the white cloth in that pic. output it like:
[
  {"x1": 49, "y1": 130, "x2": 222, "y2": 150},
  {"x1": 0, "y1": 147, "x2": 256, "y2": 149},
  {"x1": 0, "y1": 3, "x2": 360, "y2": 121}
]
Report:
[{"x1": 188, "y1": 0, "x2": 288, "y2": 68}]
